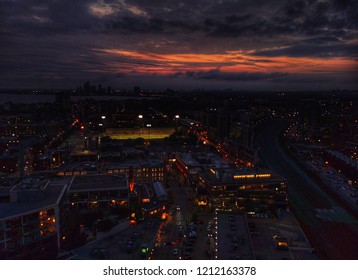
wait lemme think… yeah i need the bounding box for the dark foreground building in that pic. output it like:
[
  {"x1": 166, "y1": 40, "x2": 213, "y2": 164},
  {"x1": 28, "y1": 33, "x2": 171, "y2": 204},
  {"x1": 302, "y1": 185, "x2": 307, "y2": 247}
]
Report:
[{"x1": 0, "y1": 177, "x2": 68, "y2": 259}]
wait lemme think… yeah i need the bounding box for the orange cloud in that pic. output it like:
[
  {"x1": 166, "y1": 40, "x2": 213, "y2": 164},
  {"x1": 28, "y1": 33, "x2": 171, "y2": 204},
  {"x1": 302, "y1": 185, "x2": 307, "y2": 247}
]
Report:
[{"x1": 93, "y1": 48, "x2": 357, "y2": 76}]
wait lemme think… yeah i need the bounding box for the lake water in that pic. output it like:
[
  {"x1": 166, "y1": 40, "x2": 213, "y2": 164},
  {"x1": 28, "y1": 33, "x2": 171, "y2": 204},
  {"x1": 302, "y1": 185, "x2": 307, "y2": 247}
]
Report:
[
  {"x1": 0, "y1": 93, "x2": 153, "y2": 104},
  {"x1": 0, "y1": 93, "x2": 55, "y2": 104}
]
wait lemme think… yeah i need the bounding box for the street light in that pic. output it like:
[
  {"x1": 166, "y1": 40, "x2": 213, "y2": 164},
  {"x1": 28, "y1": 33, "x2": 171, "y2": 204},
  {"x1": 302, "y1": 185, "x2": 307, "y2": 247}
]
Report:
[
  {"x1": 138, "y1": 115, "x2": 144, "y2": 136},
  {"x1": 175, "y1": 115, "x2": 179, "y2": 132},
  {"x1": 146, "y1": 124, "x2": 152, "y2": 140}
]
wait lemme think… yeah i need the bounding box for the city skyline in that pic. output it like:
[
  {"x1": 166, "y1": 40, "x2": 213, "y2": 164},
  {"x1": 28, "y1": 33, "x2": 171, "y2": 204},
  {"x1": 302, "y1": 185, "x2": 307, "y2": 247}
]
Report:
[
  {"x1": 1, "y1": 88, "x2": 358, "y2": 260},
  {"x1": 1, "y1": 0, "x2": 358, "y2": 90}
]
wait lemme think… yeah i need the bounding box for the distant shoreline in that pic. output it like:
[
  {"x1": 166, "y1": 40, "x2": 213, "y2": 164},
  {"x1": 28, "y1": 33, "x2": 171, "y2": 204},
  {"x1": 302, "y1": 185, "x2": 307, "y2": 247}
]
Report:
[{"x1": 0, "y1": 92, "x2": 158, "y2": 104}]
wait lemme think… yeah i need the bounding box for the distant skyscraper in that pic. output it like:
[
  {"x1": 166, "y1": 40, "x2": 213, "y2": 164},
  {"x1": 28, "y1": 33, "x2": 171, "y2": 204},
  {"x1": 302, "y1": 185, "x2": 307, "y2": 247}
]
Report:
[
  {"x1": 18, "y1": 141, "x2": 24, "y2": 178},
  {"x1": 133, "y1": 86, "x2": 141, "y2": 96}
]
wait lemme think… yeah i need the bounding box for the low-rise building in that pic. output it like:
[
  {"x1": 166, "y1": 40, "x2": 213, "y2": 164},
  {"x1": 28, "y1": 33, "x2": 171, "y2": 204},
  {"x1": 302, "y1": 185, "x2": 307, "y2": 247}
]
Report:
[
  {"x1": 0, "y1": 177, "x2": 69, "y2": 259},
  {"x1": 103, "y1": 159, "x2": 165, "y2": 183},
  {"x1": 67, "y1": 174, "x2": 128, "y2": 211},
  {"x1": 56, "y1": 162, "x2": 97, "y2": 177},
  {"x1": 175, "y1": 152, "x2": 229, "y2": 178},
  {"x1": 197, "y1": 167, "x2": 288, "y2": 213}
]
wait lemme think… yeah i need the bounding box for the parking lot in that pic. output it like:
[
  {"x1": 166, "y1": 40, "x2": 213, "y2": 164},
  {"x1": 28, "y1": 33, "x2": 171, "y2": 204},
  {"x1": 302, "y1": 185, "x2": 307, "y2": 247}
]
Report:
[
  {"x1": 73, "y1": 219, "x2": 160, "y2": 260},
  {"x1": 216, "y1": 212, "x2": 254, "y2": 260},
  {"x1": 247, "y1": 211, "x2": 317, "y2": 260}
]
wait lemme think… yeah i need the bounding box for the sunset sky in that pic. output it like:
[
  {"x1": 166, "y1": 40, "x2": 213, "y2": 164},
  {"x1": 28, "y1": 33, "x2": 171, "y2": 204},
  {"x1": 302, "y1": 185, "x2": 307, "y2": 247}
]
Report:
[{"x1": 1, "y1": 0, "x2": 357, "y2": 90}]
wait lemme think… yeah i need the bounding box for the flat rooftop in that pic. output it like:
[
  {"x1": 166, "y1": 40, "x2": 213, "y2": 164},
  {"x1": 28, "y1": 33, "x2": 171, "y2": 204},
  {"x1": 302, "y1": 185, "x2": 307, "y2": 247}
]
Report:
[
  {"x1": 176, "y1": 152, "x2": 229, "y2": 169},
  {"x1": 0, "y1": 178, "x2": 69, "y2": 220},
  {"x1": 11, "y1": 177, "x2": 49, "y2": 191},
  {"x1": 0, "y1": 187, "x2": 11, "y2": 197},
  {"x1": 68, "y1": 174, "x2": 128, "y2": 192},
  {"x1": 57, "y1": 162, "x2": 97, "y2": 172},
  {"x1": 103, "y1": 158, "x2": 164, "y2": 169},
  {"x1": 199, "y1": 167, "x2": 287, "y2": 185},
  {"x1": 216, "y1": 212, "x2": 254, "y2": 260}
]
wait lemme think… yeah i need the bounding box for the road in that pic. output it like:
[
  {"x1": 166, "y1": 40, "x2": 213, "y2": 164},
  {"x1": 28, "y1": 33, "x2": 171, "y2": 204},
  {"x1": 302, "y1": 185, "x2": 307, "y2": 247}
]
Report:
[
  {"x1": 151, "y1": 170, "x2": 212, "y2": 260},
  {"x1": 256, "y1": 121, "x2": 358, "y2": 259},
  {"x1": 151, "y1": 171, "x2": 192, "y2": 260}
]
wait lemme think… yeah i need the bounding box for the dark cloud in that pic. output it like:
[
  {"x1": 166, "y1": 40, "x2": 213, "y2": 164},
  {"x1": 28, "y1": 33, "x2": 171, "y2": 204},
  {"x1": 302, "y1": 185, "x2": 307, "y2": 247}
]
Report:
[
  {"x1": 225, "y1": 14, "x2": 253, "y2": 24},
  {"x1": 105, "y1": 16, "x2": 198, "y2": 35},
  {"x1": 0, "y1": 0, "x2": 97, "y2": 35},
  {"x1": 0, "y1": 33, "x2": 128, "y2": 89},
  {"x1": 106, "y1": 16, "x2": 164, "y2": 34},
  {"x1": 333, "y1": 0, "x2": 355, "y2": 10},
  {"x1": 175, "y1": 69, "x2": 289, "y2": 81},
  {"x1": 167, "y1": 69, "x2": 358, "y2": 91},
  {"x1": 284, "y1": 0, "x2": 307, "y2": 18},
  {"x1": 0, "y1": 0, "x2": 357, "y2": 90},
  {"x1": 1, "y1": 0, "x2": 356, "y2": 42},
  {"x1": 252, "y1": 43, "x2": 358, "y2": 58},
  {"x1": 203, "y1": 0, "x2": 356, "y2": 42}
]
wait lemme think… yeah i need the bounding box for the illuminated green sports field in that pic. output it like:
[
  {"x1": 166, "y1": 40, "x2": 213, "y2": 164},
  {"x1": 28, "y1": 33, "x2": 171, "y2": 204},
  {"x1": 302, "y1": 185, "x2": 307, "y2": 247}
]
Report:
[{"x1": 105, "y1": 128, "x2": 175, "y2": 140}]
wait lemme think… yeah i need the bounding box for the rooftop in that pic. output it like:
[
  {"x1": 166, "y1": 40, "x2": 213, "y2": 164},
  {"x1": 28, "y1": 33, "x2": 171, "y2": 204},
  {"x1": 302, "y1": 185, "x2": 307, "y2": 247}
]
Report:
[
  {"x1": 0, "y1": 187, "x2": 11, "y2": 197},
  {"x1": 153, "y1": 181, "x2": 168, "y2": 198},
  {"x1": 103, "y1": 158, "x2": 164, "y2": 169},
  {"x1": 68, "y1": 174, "x2": 128, "y2": 192},
  {"x1": 199, "y1": 167, "x2": 287, "y2": 185},
  {"x1": 56, "y1": 162, "x2": 97, "y2": 172},
  {"x1": 0, "y1": 178, "x2": 69, "y2": 220},
  {"x1": 176, "y1": 152, "x2": 229, "y2": 169},
  {"x1": 12, "y1": 177, "x2": 49, "y2": 191}
]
